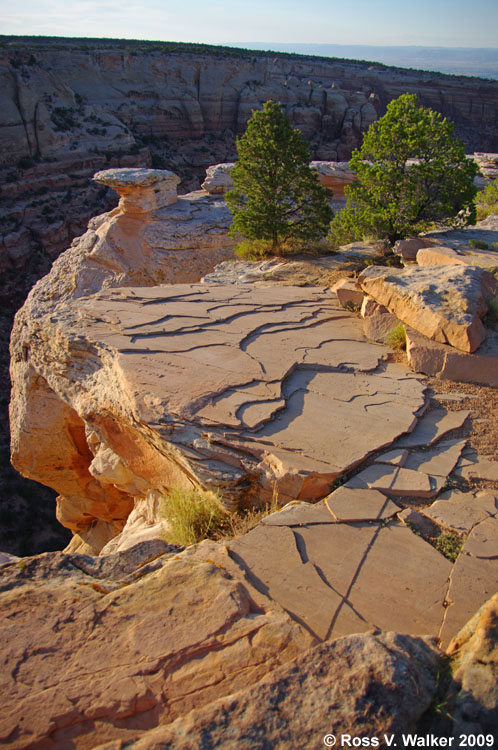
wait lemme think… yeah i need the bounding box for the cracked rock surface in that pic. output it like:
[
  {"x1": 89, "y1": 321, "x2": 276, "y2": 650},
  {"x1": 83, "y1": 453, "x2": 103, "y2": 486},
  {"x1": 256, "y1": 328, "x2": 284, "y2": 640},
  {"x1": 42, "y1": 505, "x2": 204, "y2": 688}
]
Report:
[{"x1": 11, "y1": 283, "x2": 427, "y2": 552}]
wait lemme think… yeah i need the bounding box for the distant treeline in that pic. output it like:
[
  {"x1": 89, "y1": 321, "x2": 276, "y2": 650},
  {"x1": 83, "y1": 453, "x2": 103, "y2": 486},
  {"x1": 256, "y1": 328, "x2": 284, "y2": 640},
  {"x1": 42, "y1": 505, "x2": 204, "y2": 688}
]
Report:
[{"x1": 0, "y1": 35, "x2": 493, "y2": 84}]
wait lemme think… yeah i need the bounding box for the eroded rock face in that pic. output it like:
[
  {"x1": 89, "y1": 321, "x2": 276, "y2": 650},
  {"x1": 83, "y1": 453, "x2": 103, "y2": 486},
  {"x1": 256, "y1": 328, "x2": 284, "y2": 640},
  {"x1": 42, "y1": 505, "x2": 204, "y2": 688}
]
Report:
[{"x1": 11, "y1": 280, "x2": 426, "y2": 551}]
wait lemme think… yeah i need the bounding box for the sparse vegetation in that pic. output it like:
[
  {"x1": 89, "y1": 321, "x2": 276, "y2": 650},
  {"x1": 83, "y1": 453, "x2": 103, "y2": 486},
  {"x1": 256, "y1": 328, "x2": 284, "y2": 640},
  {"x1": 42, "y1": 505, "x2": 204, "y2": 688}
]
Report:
[
  {"x1": 485, "y1": 295, "x2": 498, "y2": 328},
  {"x1": 161, "y1": 485, "x2": 284, "y2": 546},
  {"x1": 435, "y1": 531, "x2": 464, "y2": 562},
  {"x1": 476, "y1": 179, "x2": 498, "y2": 220},
  {"x1": 468, "y1": 238, "x2": 489, "y2": 250},
  {"x1": 161, "y1": 487, "x2": 226, "y2": 546},
  {"x1": 384, "y1": 323, "x2": 407, "y2": 350}
]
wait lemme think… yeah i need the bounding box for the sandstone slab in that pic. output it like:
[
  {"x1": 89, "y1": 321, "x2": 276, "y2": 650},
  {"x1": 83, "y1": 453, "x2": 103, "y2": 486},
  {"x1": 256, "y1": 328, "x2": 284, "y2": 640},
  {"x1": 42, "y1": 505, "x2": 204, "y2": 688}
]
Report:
[
  {"x1": 417, "y1": 244, "x2": 498, "y2": 271},
  {"x1": 406, "y1": 327, "x2": 498, "y2": 386},
  {"x1": 100, "y1": 632, "x2": 440, "y2": 750},
  {"x1": 440, "y1": 550, "x2": 498, "y2": 649},
  {"x1": 359, "y1": 264, "x2": 498, "y2": 352},
  {"x1": 456, "y1": 457, "x2": 498, "y2": 482},
  {"x1": 395, "y1": 407, "x2": 469, "y2": 448},
  {"x1": 403, "y1": 439, "x2": 467, "y2": 477},
  {"x1": 11, "y1": 281, "x2": 427, "y2": 549},
  {"x1": 363, "y1": 311, "x2": 401, "y2": 343},
  {"x1": 346, "y1": 464, "x2": 438, "y2": 497},
  {"x1": 229, "y1": 516, "x2": 453, "y2": 642},
  {"x1": 0, "y1": 548, "x2": 312, "y2": 750},
  {"x1": 393, "y1": 237, "x2": 435, "y2": 261},
  {"x1": 331, "y1": 277, "x2": 364, "y2": 308},
  {"x1": 325, "y1": 486, "x2": 401, "y2": 521},
  {"x1": 422, "y1": 489, "x2": 498, "y2": 534}
]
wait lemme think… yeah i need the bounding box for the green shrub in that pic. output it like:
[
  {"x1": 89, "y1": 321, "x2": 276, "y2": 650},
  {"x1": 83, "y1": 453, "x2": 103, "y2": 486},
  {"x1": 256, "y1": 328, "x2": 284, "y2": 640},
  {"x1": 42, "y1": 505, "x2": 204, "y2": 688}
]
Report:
[
  {"x1": 486, "y1": 295, "x2": 498, "y2": 328},
  {"x1": 435, "y1": 531, "x2": 464, "y2": 562},
  {"x1": 476, "y1": 179, "x2": 498, "y2": 220},
  {"x1": 161, "y1": 487, "x2": 226, "y2": 546},
  {"x1": 468, "y1": 239, "x2": 489, "y2": 250},
  {"x1": 330, "y1": 93, "x2": 478, "y2": 245},
  {"x1": 384, "y1": 323, "x2": 407, "y2": 350},
  {"x1": 234, "y1": 238, "x2": 274, "y2": 260}
]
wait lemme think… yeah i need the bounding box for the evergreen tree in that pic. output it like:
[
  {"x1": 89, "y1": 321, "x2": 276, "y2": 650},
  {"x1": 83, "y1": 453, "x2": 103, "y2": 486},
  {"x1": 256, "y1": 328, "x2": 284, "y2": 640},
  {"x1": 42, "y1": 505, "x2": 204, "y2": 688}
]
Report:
[
  {"x1": 225, "y1": 101, "x2": 332, "y2": 253},
  {"x1": 329, "y1": 93, "x2": 478, "y2": 245}
]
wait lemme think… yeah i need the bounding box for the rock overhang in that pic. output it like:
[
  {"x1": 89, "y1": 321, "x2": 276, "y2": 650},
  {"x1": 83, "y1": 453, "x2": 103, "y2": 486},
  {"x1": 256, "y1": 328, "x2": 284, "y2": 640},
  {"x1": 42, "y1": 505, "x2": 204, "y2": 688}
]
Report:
[{"x1": 15, "y1": 282, "x2": 427, "y2": 528}]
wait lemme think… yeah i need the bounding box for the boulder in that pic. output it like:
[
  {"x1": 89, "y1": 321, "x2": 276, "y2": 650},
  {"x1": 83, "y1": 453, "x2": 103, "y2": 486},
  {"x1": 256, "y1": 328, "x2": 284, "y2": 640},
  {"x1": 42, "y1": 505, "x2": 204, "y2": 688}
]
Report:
[
  {"x1": 100, "y1": 632, "x2": 441, "y2": 750},
  {"x1": 393, "y1": 237, "x2": 435, "y2": 261},
  {"x1": 417, "y1": 244, "x2": 498, "y2": 271},
  {"x1": 406, "y1": 327, "x2": 498, "y2": 386},
  {"x1": 93, "y1": 168, "x2": 180, "y2": 213},
  {"x1": 309, "y1": 160, "x2": 356, "y2": 197},
  {"x1": 358, "y1": 264, "x2": 498, "y2": 352},
  {"x1": 201, "y1": 162, "x2": 235, "y2": 194},
  {"x1": 0, "y1": 545, "x2": 313, "y2": 749},
  {"x1": 331, "y1": 277, "x2": 364, "y2": 308},
  {"x1": 445, "y1": 593, "x2": 498, "y2": 736}
]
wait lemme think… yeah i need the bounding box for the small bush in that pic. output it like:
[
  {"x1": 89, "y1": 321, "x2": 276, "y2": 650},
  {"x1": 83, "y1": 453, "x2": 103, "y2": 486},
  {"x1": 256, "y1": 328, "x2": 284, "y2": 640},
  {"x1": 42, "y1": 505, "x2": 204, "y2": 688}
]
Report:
[
  {"x1": 161, "y1": 487, "x2": 226, "y2": 546},
  {"x1": 485, "y1": 295, "x2": 498, "y2": 328},
  {"x1": 435, "y1": 531, "x2": 464, "y2": 562},
  {"x1": 476, "y1": 179, "x2": 498, "y2": 220},
  {"x1": 234, "y1": 238, "x2": 274, "y2": 260},
  {"x1": 385, "y1": 323, "x2": 407, "y2": 350},
  {"x1": 468, "y1": 238, "x2": 489, "y2": 250}
]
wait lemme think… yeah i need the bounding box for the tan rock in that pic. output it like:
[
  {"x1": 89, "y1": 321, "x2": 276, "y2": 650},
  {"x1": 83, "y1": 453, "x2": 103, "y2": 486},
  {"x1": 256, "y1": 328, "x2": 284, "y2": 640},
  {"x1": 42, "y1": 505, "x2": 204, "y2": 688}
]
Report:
[
  {"x1": 422, "y1": 489, "x2": 498, "y2": 533},
  {"x1": 325, "y1": 486, "x2": 400, "y2": 521},
  {"x1": 393, "y1": 237, "x2": 434, "y2": 261},
  {"x1": 445, "y1": 593, "x2": 498, "y2": 736},
  {"x1": 363, "y1": 312, "x2": 401, "y2": 343},
  {"x1": 10, "y1": 280, "x2": 426, "y2": 548},
  {"x1": 361, "y1": 295, "x2": 389, "y2": 317},
  {"x1": 457, "y1": 458, "x2": 498, "y2": 482},
  {"x1": 403, "y1": 438, "x2": 467, "y2": 477},
  {"x1": 417, "y1": 244, "x2": 498, "y2": 271},
  {"x1": 201, "y1": 162, "x2": 236, "y2": 193},
  {"x1": 406, "y1": 327, "x2": 498, "y2": 386},
  {"x1": 309, "y1": 160, "x2": 356, "y2": 197},
  {"x1": 106, "y1": 631, "x2": 441, "y2": 750},
  {"x1": 359, "y1": 264, "x2": 498, "y2": 352},
  {"x1": 93, "y1": 168, "x2": 180, "y2": 214},
  {"x1": 331, "y1": 277, "x2": 364, "y2": 308},
  {"x1": 0, "y1": 549, "x2": 312, "y2": 750},
  {"x1": 440, "y1": 551, "x2": 498, "y2": 649},
  {"x1": 375, "y1": 448, "x2": 408, "y2": 466},
  {"x1": 346, "y1": 464, "x2": 438, "y2": 498},
  {"x1": 395, "y1": 408, "x2": 470, "y2": 448}
]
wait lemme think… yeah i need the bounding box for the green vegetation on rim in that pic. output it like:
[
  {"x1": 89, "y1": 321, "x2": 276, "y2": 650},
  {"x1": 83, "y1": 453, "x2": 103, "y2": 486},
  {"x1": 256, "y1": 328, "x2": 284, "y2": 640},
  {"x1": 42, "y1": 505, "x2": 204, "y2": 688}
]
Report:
[
  {"x1": 329, "y1": 93, "x2": 479, "y2": 246},
  {"x1": 225, "y1": 100, "x2": 332, "y2": 256},
  {"x1": 476, "y1": 179, "x2": 498, "y2": 220}
]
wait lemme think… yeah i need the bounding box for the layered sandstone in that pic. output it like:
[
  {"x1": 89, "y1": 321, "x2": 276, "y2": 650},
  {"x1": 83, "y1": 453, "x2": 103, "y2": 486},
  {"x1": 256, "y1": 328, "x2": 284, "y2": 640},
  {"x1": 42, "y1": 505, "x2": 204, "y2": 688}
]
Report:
[
  {"x1": 2, "y1": 37, "x2": 498, "y2": 275},
  {"x1": 358, "y1": 264, "x2": 498, "y2": 352}
]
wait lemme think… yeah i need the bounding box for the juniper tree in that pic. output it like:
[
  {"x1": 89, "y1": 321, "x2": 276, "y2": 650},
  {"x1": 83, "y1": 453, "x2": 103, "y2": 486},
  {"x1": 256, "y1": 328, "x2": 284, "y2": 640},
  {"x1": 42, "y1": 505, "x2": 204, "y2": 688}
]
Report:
[
  {"x1": 329, "y1": 93, "x2": 478, "y2": 246},
  {"x1": 225, "y1": 100, "x2": 332, "y2": 253}
]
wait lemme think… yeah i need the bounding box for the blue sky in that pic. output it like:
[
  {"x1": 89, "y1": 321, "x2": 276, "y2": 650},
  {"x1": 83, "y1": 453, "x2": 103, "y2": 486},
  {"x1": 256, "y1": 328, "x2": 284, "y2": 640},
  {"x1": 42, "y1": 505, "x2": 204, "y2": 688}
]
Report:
[{"x1": 1, "y1": 0, "x2": 496, "y2": 48}]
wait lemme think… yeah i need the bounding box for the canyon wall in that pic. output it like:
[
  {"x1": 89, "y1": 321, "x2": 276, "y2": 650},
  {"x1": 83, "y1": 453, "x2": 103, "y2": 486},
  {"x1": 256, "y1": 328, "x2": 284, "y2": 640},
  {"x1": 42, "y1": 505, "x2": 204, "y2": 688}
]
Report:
[{"x1": 2, "y1": 37, "x2": 498, "y2": 274}]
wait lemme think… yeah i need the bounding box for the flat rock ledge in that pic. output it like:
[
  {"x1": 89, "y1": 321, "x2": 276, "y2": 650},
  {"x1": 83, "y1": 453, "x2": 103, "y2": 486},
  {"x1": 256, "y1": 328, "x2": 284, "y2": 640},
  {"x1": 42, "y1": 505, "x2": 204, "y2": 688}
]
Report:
[{"x1": 11, "y1": 283, "x2": 426, "y2": 552}]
